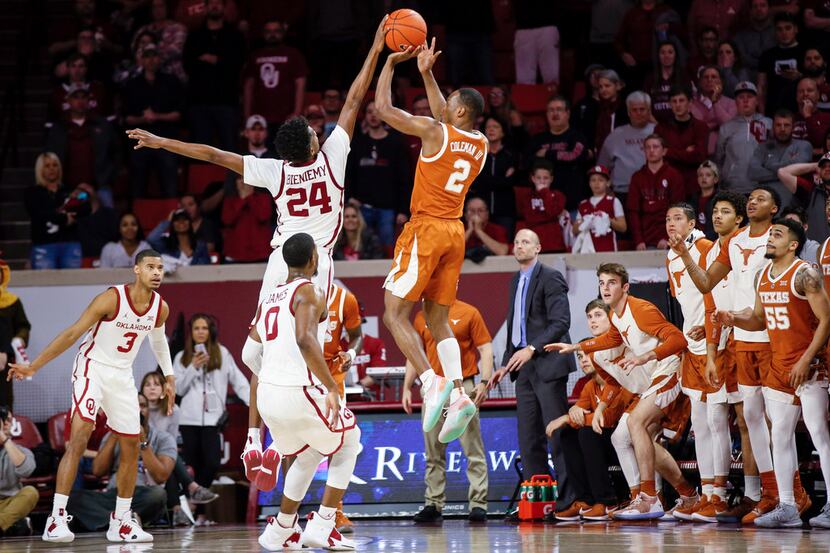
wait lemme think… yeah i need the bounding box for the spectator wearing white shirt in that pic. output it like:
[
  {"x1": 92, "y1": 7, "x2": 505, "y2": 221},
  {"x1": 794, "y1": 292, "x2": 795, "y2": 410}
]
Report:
[{"x1": 99, "y1": 213, "x2": 152, "y2": 268}]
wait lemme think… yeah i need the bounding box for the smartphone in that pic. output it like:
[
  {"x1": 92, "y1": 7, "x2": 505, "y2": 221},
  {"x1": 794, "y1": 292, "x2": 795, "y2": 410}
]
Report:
[{"x1": 195, "y1": 343, "x2": 207, "y2": 355}]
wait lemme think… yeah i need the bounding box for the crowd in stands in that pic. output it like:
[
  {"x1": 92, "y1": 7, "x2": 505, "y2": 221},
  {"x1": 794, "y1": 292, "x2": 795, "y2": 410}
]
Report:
[{"x1": 24, "y1": 0, "x2": 830, "y2": 269}]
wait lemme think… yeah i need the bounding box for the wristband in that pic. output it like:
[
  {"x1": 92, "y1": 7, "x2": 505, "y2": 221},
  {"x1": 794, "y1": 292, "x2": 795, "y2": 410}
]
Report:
[{"x1": 346, "y1": 349, "x2": 356, "y2": 362}]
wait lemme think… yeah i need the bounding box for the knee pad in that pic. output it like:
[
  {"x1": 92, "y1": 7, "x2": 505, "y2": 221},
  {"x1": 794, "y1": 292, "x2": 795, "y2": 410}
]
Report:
[
  {"x1": 327, "y1": 427, "x2": 362, "y2": 490},
  {"x1": 284, "y1": 449, "x2": 325, "y2": 502}
]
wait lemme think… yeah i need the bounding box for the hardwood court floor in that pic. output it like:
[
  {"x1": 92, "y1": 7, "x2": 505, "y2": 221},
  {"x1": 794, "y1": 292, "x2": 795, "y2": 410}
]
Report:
[{"x1": 4, "y1": 520, "x2": 830, "y2": 552}]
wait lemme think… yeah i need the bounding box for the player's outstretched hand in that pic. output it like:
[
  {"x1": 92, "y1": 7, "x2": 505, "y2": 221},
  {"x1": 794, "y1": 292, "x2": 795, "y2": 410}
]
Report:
[
  {"x1": 372, "y1": 15, "x2": 388, "y2": 53},
  {"x1": 6, "y1": 363, "x2": 35, "y2": 381},
  {"x1": 544, "y1": 343, "x2": 578, "y2": 354},
  {"x1": 126, "y1": 128, "x2": 164, "y2": 149},
  {"x1": 388, "y1": 45, "x2": 422, "y2": 66},
  {"x1": 417, "y1": 37, "x2": 442, "y2": 74},
  {"x1": 324, "y1": 389, "x2": 341, "y2": 430},
  {"x1": 163, "y1": 376, "x2": 176, "y2": 416}
]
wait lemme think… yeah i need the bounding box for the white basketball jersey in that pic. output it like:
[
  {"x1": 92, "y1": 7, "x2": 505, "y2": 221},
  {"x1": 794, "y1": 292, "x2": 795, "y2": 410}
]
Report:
[
  {"x1": 256, "y1": 278, "x2": 327, "y2": 387},
  {"x1": 705, "y1": 235, "x2": 734, "y2": 350},
  {"x1": 725, "y1": 225, "x2": 771, "y2": 344},
  {"x1": 79, "y1": 285, "x2": 162, "y2": 369},
  {"x1": 666, "y1": 231, "x2": 710, "y2": 356},
  {"x1": 243, "y1": 125, "x2": 350, "y2": 250}
]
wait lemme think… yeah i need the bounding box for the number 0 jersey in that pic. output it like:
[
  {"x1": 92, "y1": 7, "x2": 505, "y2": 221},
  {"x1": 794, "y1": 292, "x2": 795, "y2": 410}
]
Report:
[
  {"x1": 256, "y1": 278, "x2": 327, "y2": 387},
  {"x1": 243, "y1": 125, "x2": 350, "y2": 249},
  {"x1": 78, "y1": 284, "x2": 162, "y2": 369},
  {"x1": 411, "y1": 122, "x2": 488, "y2": 219},
  {"x1": 757, "y1": 259, "x2": 822, "y2": 372}
]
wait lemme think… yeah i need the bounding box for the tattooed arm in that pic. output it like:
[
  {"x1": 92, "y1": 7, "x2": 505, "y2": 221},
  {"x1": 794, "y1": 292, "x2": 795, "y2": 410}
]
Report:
[{"x1": 792, "y1": 264, "x2": 830, "y2": 387}]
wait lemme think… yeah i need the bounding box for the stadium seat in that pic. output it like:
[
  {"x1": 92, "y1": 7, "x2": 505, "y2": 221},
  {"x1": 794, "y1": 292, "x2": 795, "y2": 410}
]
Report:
[
  {"x1": 11, "y1": 414, "x2": 55, "y2": 514},
  {"x1": 48, "y1": 413, "x2": 66, "y2": 455},
  {"x1": 133, "y1": 198, "x2": 180, "y2": 234},
  {"x1": 510, "y1": 83, "x2": 557, "y2": 114},
  {"x1": 11, "y1": 414, "x2": 43, "y2": 449},
  {"x1": 187, "y1": 163, "x2": 228, "y2": 196}
]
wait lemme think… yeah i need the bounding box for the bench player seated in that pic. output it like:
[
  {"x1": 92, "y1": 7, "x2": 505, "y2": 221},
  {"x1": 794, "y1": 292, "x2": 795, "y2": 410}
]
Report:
[
  {"x1": 546, "y1": 263, "x2": 697, "y2": 520},
  {"x1": 242, "y1": 233, "x2": 361, "y2": 551},
  {"x1": 716, "y1": 219, "x2": 830, "y2": 528}
]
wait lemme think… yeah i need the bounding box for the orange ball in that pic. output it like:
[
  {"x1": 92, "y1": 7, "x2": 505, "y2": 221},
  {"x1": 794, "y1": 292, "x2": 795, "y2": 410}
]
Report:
[{"x1": 383, "y1": 9, "x2": 427, "y2": 51}]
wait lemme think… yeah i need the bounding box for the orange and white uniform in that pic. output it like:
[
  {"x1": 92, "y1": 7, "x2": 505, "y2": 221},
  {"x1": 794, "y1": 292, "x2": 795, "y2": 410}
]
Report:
[
  {"x1": 666, "y1": 230, "x2": 716, "y2": 401},
  {"x1": 413, "y1": 300, "x2": 492, "y2": 379},
  {"x1": 702, "y1": 230, "x2": 741, "y2": 404},
  {"x1": 757, "y1": 259, "x2": 828, "y2": 404},
  {"x1": 571, "y1": 378, "x2": 634, "y2": 429},
  {"x1": 324, "y1": 284, "x2": 362, "y2": 399},
  {"x1": 384, "y1": 123, "x2": 488, "y2": 305},
  {"x1": 820, "y1": 237, "x2": 830, "y2": 291},
  {"x1": 715, "y1": 224, "x2": 772, "y2": 393},
  {"x1": 581, "y1": 296, "x2": 689, "y2": 427}
]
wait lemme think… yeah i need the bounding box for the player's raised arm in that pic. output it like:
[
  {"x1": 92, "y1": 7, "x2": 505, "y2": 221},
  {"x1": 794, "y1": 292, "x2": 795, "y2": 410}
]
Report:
[
  {"x1": 7, "y1": 288, "x2": 117, "y2": 380},
  {"x1": 374, "y1": 46, "x2": 443, "y2": 149},
  {"x1": 417, "y1": 37, "x2": 446, "y2": 119},
  {"x1": 668, "y1": 233, "x2": 730, "y2": 293},
  {"x1": 337, "y1": 16, "x2": 388, "y2": 139},
  {"x1": 126, "y1": 128, "x2": 243, "y2": 175}
]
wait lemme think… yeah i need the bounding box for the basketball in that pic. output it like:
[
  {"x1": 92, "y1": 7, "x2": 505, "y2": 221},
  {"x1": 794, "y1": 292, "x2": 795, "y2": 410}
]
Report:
[{"x1": 383, "y1": 9, "x2": 427, "y2": 51}]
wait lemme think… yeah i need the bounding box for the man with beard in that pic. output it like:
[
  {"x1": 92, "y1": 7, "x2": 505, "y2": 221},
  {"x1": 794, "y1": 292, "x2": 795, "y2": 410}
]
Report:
[
  {"x1": 778, "y1": 152, "x2": 830, "y2": 241},
  {"x1": 241, "y1": 115, "x2": 277, "y2": 159},
  {"x1": 748, "y1": 108, "x2": 811, "y2": 207},
  {"x1": 802, "y1": 48, "x2": 830, "y2": 111},
  {"x1": 242, "y1": 19, "x2": 308, "y2": 131}
]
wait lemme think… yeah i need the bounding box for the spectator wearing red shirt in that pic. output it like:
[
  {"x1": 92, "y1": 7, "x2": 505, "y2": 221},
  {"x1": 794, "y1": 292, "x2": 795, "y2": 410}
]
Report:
[
  {"x1": 690, "y1": 66, "x2": 738, "y2": 155},
  {"x1": 688, "y1": 0, "x2": 745, "y2": 42},
  {"x1": 354, "y1": 333, "x2": 389, "y2": 401},
  {"x1": 627, "y1": 134, "x2": 686, "y2": 249},
  {"x1": 655, "y1": 87, "x2": 709, "y2": 197},
  {"x1": 464, "y1": 197, "x2": 510, "y2": 262},
  {"x1": 615, "y1": 0, "x2": 680, "y2": 88},
  {"x1": 794, "y1": 77, "x2": 830, "y2": 157},
  {"x1": 574, "y1": 165, "x2": 627, "y2": 252},
  {"x1": 591, "y1": 70, "x2": 629, "y2": 153},
  {"x1": 516, "y1": 161, "x2": 568, "y2": 253},
  {"x1": 242, "y1": 19, "x2": 308, "y2": 132},
  {"x1": 49, "y1": 53, "x2": 111, "y2": 122},
  {"x1": 221, "y1": 176, "x2": 272, "y2": 263}
]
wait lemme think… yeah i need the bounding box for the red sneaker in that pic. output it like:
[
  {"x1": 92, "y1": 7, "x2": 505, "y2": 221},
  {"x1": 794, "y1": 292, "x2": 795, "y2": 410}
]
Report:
[{"x1": 254, "y1": 448, "x2": 281, "y2": 491}]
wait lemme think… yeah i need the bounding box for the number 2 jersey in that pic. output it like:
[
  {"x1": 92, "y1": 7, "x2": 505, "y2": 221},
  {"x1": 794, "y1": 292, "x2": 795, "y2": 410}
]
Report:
[
  {"x1": 78, "y1": 284, "x2": 162, "y2": 369},
  {"x1": 242, "y1": 125, "x2": 350, "y2": 249},
  {"x1": 411, "y1": 122, "x2": 488, "y2": 219},
  {"x1": 255, "y1": 278, "x2": 327, "y2": 387}
]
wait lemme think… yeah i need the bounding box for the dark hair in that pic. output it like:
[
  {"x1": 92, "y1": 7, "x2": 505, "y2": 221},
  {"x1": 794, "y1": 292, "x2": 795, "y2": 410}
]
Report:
[
  {"x1": 668, "y1": 202, "x2": 696, "y2": 221},
  {"x1": 773, "y1": 108, "x2": 794, "y2": 121},
  {"x1": 712, "y1": 191, "x2": 747, "y2": 225},
  {"x1": 668, "y1": 86, "x2": 692, "y2": 100},
  {"x1": 457, "y1": 88, "x2": 485, "y2": 121},
  {"x1": 282, "y1": 233, "x2": 316, "y2": 268},
  {"x1": 644, "y1": 133, "x2": 666, "y2": 147},
  {"x1": 165, "y1": 213, "x2": 198, "y2": 254},
  {"x1": 780, "y1": 205, "x2": 808, "y2": 225},
  {"x1": 412, "y1": 94, "x2": 428, "y2": 105},
  {"x1": 135, "y1": 249, "x2": 162, "y2": 265},
  {"x1": 753, "y1": 185, "x2": 782, "y2": 213},
  {"x1": 465, "y1": 195, "x2": 489, "y2": 210},
  {"x1": 66, "y1": 52, "x2": 88, "y2": 65},
  {"x1": 774, "y1": 12, "x2": 798, "y2": 25},
  {"x1": 585, "y1": 298, "x2": 610, "y2": 314},
  {"x1": 119, "y1": 212, "x2": 145, "y2": 241},
  {"x1": 182, "y1": 313, "x2": 222, "y2": 372},
  {"x1": 547, "y1": 95, "x2": 570, "y2": 111},
  {"x1": 531, "y1": 158, "x2": 554, "y2": 175},
  {"x1": 597, "y1": 262, "x2": 629, "y2": 285},
  {"x1": 773, "y1": 217, "x2": 806, "y2": 256},
  {"x1": 698, "y1": 26, "x2": 719, "y2": 39},
  {"x1": 275, "y1": 116, "x2": 313, "y2": 163},
  {"x1": 718, "y1": 40, "x2": 745, "y2": 73}
]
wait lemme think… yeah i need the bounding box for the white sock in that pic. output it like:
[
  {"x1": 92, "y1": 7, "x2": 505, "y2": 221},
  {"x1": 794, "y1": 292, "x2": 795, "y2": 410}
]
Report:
[
  {"x1": 436, "y1": 338, "x2": 463, "y2": 382},
  {"x1": 115, "y1": 496, "x2": 132, "y2": 519},
  {"x1": 247, "y1": 428, "x2": 261, "y2": 447},
  {"x1": 420, "y1": 369, "x2": 436, "y2": 390},
  {"x1": 713, "y1": 486, "x2": 727, "y2": 500},
  {"x1": 52, "y1": 493, "x2": 68, "y2": 517},
  {"x1": 702, "y1": 483, "x2": 713, "y2": 499},
  {"x1": 745, "y1": 475, "x2": 761, "y2": 501},
  {"x1": 276, "y1": 511, "x2": 295, "y2": 528},
  {"x1": 319, "y1": 505, "x2": 337, "y2": 519}
]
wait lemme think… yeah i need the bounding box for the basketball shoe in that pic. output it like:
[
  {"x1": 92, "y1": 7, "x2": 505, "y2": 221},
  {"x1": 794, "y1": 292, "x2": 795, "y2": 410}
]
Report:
[
  {"x1": 42, "y1": 508, "x2": 74, "y2": 543},
  {"x1": 106, "y1": 511, "x2": 153, "y2": 542},
  {"x1": 438, "y1": 393, "x2": 476, "y2": 443},
  {"x1": 241, "y1": 435, "x2": 263, "y2": 483},
  {"x1": 754, "y1": 502, "x2": 803, "y2": 528},
  {"x1": 259, "y1": 514, "x2": 303, "y2": 551},
  {"x1": 255, "y1": 447, "x2": 281, "y2": 491},
  {"x1": 422, "y1": 375, "x2": 452, "y2": 433},
  {"x1": 612, "y1": 492, "x2": 665, "y2": 520},
  {"x1": 303, "y1": 511, "x2": 356, "y2": 550}
]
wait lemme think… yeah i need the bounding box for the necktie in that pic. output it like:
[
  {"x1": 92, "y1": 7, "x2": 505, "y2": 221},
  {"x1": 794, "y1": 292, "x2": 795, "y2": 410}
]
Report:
[{"x1": 512, "y1": 275, "x2": 525, "y2": 347}]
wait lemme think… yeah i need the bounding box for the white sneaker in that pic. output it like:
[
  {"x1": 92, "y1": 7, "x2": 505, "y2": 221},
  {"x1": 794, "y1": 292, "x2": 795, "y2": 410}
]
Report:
[
  {"x1": 422, "y1": 375, "x2": 452, "y2": 433},
  {"x1": 42, "y1": 509, "x2": 74, "y2": 543},
  {"x1": 106, "y1": 511, "x2": 153, "y2": 543},
  {"x1": 302, "y1": 511, "x2": 355, "y2": 550},
  {"x1": 612, "y1": 492, "x2": 665, "y2": 521},
  {"x1": 258, "y1": 514, "x2": 303, "y2": 551},
  {"x1": 438, "y1": 393, "x2": 476, "y2": 443},
  {"x1": 241, "y1": 437, "x2": 263, "y2": 483}
]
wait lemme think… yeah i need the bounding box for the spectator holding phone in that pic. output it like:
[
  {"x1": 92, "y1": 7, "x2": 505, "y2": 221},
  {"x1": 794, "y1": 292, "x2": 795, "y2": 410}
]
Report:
[{"x1": 173, "y1": 314, "x2": 249, "y2": 526}]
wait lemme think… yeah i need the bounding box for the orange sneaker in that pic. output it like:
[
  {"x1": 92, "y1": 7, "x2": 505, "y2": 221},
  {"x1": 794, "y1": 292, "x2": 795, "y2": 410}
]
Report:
[
  {"x1": 581, "y1": 503, "x2": 615, "y2": 521},
  {"x1": 692, "y1": 495, "x2": 728, "y2": 523},
  {"x1": 672, "y1": 494, "x2": 703, "y2": 521},
  {"x1": 335, "y1": 510, "x2": 353, "y2": 534},
  {"x1": 741, "y1": 495, "x2": 778, "y2": 525},
  {"x1": 796, "y1": 487, "x2": 812, "y2": 515},
  {"x1": 555, "y1": 501, "x2": 591, "y2": 521}
]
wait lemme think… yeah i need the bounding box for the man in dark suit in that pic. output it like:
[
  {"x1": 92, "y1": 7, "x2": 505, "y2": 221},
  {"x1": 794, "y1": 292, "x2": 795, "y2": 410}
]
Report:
[{"x1": 497, "y1": 229, "x2": 576, "y2": 512}]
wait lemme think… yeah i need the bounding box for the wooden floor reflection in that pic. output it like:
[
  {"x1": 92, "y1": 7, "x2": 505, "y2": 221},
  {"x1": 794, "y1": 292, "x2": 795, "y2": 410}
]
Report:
[{"x1": 4, "y1": 519, "x2": 830, "y2": 552}]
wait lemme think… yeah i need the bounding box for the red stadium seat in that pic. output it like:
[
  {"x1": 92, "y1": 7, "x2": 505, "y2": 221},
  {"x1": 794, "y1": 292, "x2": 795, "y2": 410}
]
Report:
[
  {"x1": 10, "y1": 414, "x2": 43, "y2": 449},
  {"x1": 187, "y1": 163, "x2": 228, "y2": 196},
  {"x1": 133, "y1": 198, "x2": 180, "y2": 234},
  {"x1": 510, "y1": 83, "x2": 557, "y2": 114},
  {"x1": 48, "y1": 413, "x2": 66, "y2": 455}
]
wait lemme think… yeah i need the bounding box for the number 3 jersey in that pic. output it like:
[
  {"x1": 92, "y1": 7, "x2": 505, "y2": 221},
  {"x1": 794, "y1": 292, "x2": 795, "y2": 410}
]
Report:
[
  {"x1": 411, "y1": 122, "x2": 488, "y2": 219},
  {"x1": 255, "y1": 278, "x2": 327, "y2": 387},
  {"x1": 78, "y1": 284, "x2": 162, "y2": 369},
  {"x1": 757, "y1": 259, "x2": 823, "y2": 372},
  {"x1": 242, "y1": 125, "x2": 350, "y2": 250}
]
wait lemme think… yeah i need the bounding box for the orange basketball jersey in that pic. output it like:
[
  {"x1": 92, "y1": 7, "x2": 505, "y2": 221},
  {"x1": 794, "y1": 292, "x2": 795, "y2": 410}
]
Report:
[
  {"x1": 324, "y1": 284, "x2": 361, "y2": 387},
  {"x1": 820, "y1": 237, "x2": 830, "y2": 291},
  {"x1": 411, "y1": 123, "x2": 488, "y2": 219},
  {"x1": 757, "y1": 259, "x2": 820, "y2": 372}
]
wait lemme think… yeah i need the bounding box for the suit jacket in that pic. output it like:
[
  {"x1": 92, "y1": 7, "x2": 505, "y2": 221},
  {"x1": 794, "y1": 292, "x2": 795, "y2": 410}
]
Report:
[{"x1": 502, "y1": 262, "x2": 576, "y2": 381}]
